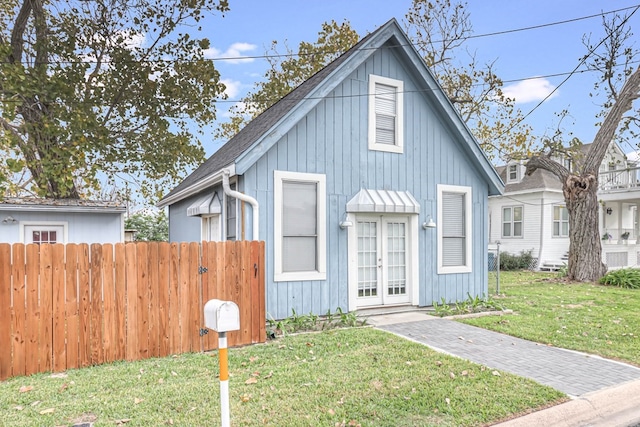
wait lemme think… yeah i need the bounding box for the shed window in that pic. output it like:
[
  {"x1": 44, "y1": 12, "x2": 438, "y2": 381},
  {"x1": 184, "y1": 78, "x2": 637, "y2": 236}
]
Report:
[
  {"x1": 438, "y1": 184, "x2": 472, "y2": 274},
  {"x1": 368, "y1": 75, "x2": 403, "y2": 153},
  {"x1": 274, "y1": 170, "x2": 326, "y2": 281}
]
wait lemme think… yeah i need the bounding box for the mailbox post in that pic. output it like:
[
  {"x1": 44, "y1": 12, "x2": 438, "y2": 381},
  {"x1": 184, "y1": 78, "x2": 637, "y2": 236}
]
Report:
[{"x1": 204, "y1": 299, "x2": 240, "y2": 427}]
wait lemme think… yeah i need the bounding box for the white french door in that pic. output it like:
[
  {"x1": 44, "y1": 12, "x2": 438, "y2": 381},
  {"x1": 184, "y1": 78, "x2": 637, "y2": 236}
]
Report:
[{"x1": 356, "y1": 215, "x2": 410, "y2": 307}]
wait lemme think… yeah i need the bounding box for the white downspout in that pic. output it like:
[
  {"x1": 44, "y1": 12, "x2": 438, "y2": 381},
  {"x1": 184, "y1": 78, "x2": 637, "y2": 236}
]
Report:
[{"x1": 222, "y1": 169, "x2": 259, "y2": 240}]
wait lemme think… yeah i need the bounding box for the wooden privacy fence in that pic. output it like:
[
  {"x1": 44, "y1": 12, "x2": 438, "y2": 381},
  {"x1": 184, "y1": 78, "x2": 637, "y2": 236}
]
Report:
[{"x1": 0, "y1": 240, "x2": 266, "y2": 381}]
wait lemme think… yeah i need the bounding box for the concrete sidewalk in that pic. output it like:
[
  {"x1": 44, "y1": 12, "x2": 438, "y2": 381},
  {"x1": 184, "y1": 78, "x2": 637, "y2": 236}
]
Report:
[{"x1": 367, "y1": 311, "x2": 640, "y2": 426}]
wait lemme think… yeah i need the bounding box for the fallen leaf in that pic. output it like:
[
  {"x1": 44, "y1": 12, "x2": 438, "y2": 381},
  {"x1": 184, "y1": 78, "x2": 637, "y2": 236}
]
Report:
[
  {"x1": 449, "y1": 372, "x2": 455, "y2": 379},
  {"x1": 19, "y1": 385, "x2": 33, "y2": 393},
  {"x1": 251, "y1": 371, "x2": 260, "y2": 377},
  {"x1": 328, "y1": 408, "x2": 336, "y2": 415},
  {"x1": 134, "y1": 397, "x2": 144, "y2": 404},
  {"x1": 171, "y1": 371, "x2": 178, "y2": 376},
  {"x1": 245, "y1": 377, "x2": 258, "y2": 385},
  {"x1": 14, "y1": 406, "x2": 24, "y2": 411},
  {"x1": 39, "y1": 408, "x2": 55, "y2": 415},
  {"x1": 240, "y1": 394, "x2": 251, "y2": 402},
  {"x1": 278, "y1": 345, "x2": 286, "y2": 349},
  {"x1": 264, "y1": 371, "x2": 273, "y2": 379},
  {"x1": 168, "y1": 419, "x2": 174, "y2": 425},
  {"x1": 115, "y1": 419, "x2": 131, "y2": 425},
  {"x1": 306, "y1": 342, "x2": 314, "y2": 347},
  {"x1": 249, "y1": 356, "x2": 259, "y2": 362},
  {"x1": 435, "y1": 361, "x2": 443, "y2": 366},
  {"x1": 461, "y1": 370, "x2": 468, "y2": 376},
  {"x1": 158, "y1": 378, "x2": 164, "y2": 384},
  {"x1": 492, "y1": 371, "x2": 501, "y2": 376},
  {"x1": 31, "y1": 401, "x2": 41, "y2": 406},
  {"x1": 445, "y1": 398, "x2": 451, "y2": 405},
  {"x1": 406, "y1": 361, "x2": 412, "y2": 366},
  {"x1": 59, "y1": 383, "x2": 68, "y2": 392},
  {"x1": 49, "y1": 373, "x2": 67, "y2": 379}
]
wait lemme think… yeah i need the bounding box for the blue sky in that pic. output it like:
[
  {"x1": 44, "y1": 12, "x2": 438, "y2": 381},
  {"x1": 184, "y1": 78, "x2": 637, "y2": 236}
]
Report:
[{"x1": 197, "y1": 0, "x2": 640, "y2": 158}]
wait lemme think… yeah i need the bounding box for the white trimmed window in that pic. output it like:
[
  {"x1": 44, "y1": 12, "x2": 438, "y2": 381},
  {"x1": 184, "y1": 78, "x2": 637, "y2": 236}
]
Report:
[
  {"x1": 274, "y1": 170, "x2": 326, "y2": 282},
  {"x1": 438, "y1": 184, "x2": 472, "y2": 274},
  {"x1": 225, "y1": 181, "x2": 237, "y2": 241},
  {"x1": 368, "y1": 74, "x2": 403, "y2": 153},
  {"x1": 507, "y1": 164, "x2": 519, "y2": 182},
  {"x1": 502, "y1": 206, "x2": 523, "y2": 238},
  {"x1": 201, "y1": 215, "x2": 221, "y2": 241},
  {"x1": 21, "y1": 222, "x2": 68, "y2": 244},
  {"x1": 553, "y1": 205, "x2": 569, "y2": 237}
]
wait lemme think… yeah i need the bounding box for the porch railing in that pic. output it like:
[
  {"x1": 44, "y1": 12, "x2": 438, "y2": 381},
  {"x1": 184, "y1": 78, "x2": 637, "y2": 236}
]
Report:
[{"x1": 599, "y1": 166, "x2": 640, "y2": 191}]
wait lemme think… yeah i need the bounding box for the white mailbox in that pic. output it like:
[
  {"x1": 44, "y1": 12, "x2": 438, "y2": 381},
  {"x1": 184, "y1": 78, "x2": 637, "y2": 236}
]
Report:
[{"x1": 204, "y1": 299, "x2": 240, "y2": 332}]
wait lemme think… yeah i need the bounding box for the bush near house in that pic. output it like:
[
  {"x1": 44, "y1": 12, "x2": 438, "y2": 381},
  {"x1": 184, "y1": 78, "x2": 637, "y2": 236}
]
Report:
[
  {"x1": 599, "y1": 268, "x2": 640, "y2": 289},
  {"x1": 500, "y1": 250, "x2": 537, "y2": 271}
]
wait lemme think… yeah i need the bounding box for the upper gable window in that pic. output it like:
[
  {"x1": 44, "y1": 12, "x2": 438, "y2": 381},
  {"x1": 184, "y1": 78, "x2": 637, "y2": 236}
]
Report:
[
  {"x1": 368, "y1": 75, "x2": 403, "y2": 153},
  {"x1": 507, "y1": 164, "x2": 519, "y2": 182}
]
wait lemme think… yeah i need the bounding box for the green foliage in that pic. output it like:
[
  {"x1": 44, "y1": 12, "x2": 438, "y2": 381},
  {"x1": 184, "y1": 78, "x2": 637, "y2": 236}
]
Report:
[
  {"x1": 267, "y1": 307, "x2": 367, "y2": 337},
  {"x1": 599, "y1": 268, "x2": 640, "y2": 289},
  {"x1": 433, "y1": 293, "x2": 504, "y2": 317},
  {"x1": 124, "y1": 210, "x2": 169, "y2": 241},
  {"x1": 216, "y1": 20, "x2": 359, "y2": 140},
  {"x1": 499, "y1": 250, "x2": 536, "y2": 271},
  {"x1": 1, "y1": 0, "x2": 229, "y2": 200}
]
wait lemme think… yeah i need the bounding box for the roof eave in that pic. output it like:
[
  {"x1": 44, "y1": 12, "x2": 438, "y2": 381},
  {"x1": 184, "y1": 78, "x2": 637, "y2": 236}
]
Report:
[{"x1": 158, "y1": 163, "x2": 235, "y2": 208}]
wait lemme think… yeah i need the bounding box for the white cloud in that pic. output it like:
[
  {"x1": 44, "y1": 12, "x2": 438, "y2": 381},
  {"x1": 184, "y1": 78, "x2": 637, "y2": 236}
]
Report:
[
  {"x1": 502, "y1": 78, "x2": 558, "y2": 104},
  {"x1": 220, "y1": 79, "x2": 242, "y2": 99},
  {"x1": 204, "y1": 42, "x2": 257, "y2": 64}
]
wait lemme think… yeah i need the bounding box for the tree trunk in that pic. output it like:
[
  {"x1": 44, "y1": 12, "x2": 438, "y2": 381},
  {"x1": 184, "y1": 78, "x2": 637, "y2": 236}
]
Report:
[{"x1": 564, "y1": 174, "x2": 607, "y2": 281}]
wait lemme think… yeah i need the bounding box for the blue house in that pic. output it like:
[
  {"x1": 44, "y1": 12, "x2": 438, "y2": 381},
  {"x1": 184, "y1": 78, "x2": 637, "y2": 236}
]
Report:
[{"x1": 159, "y1": 19, "x2": 504, "y2": 319}]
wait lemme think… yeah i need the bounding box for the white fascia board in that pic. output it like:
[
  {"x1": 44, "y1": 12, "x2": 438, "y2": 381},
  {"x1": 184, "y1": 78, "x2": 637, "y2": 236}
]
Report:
[
  {"x1": 0, "y1": 205, "x2": 126, "y2": 213},
  {"x1": 157, "y1": 164, "x2": 236, "y2": 208}
]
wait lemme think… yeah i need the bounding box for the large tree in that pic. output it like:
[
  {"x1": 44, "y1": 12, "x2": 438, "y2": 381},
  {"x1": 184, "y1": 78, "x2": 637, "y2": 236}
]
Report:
[
  {"x1": 526, "y1": 12, "x2": 640, "y2": 281},
  {"x1": 0, "y1": 0, "x2": 229, "y2": 200}
]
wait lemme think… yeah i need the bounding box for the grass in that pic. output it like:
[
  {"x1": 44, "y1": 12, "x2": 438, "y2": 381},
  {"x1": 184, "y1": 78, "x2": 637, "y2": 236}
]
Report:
[
  {"x1": 466, "y1": 271, "x2": 640, "y2": 366},
  {"x1": 0, "y1": 328, "x2": 565, "y2": 427}
]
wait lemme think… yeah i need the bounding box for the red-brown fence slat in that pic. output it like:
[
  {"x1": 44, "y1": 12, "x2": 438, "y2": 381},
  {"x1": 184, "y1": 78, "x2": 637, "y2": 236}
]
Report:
[
  {"x1": 11, "y1": 244, "x2": 26, "y2": 377},
  {"x1": 147, "y1": 242, "x2": 160, "y2": 358},
  {"x1": 39, "y1": 244, "x2": 53, "y2": 373},
  {"x1": 178, "y1": 243, "x2": 191, "y2": 353},
  {"x1": 239, "y1": 241, "x2": 252, "y2": 345},
  {"x1": 258, "y1": 241, "x2": 266, "y2": 343},
  {"x1": 25, "y1": 244, "x2": 40, "y2": 375},
  {"x1": 157, "y1": 242, "x2": 170, "y2": 357},
  {"x1": 52, "y1": 244, "x2": 66, "y2": 372},
  {"x1": 114, "y1": 244, "x2": 126, "y2": 362},
  {"x1": 65, "y1": 244, "x2": 79, "y2": 370},
  {"x1": 77, "y1": 244, "x2": 91, "y2": 368},
  {"x1": 189, "y1": 242, "x2": 200, "y2": 352},
  {"x1": 125, "y1": 243, "x2": 138, "y2": 361},
  {"x1": 168, "y1": 243, "x2": 180, "y2": 355},
  {"x1": 200, "y1": 242, "x2": 213, "y2": 351},
  {"x1": 102, "y1": 244, "x2": 116, "y2": 363},
  {"x1": 0, "y1": 244, "x2": 12, "y2": 380},
  {"x1": 136, "y1": 243, "x2": 149, "y2": 360},
  {"x1": 90, "y1": 244, "x2": 104, "y2": 365}
]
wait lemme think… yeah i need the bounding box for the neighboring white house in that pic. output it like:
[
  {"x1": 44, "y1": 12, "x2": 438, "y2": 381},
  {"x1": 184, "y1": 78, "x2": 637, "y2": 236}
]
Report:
[
  {"x1": 489, "y1": 142, "x2": 640, "y2": 270},
  {"x1": 0, "y1": 197, "x2": 126, "y2": 244}
]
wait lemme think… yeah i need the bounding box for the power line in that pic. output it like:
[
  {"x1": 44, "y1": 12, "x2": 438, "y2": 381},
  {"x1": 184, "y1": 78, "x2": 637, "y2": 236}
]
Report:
[{"x1": 2, "y1": 4, "x2": 638, "y2": 65}]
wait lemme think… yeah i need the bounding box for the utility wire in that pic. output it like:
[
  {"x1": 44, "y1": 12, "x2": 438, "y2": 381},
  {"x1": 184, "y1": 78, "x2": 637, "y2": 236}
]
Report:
[{"x1": 2, "y1": 4, "x2": 638, "y2": 65}]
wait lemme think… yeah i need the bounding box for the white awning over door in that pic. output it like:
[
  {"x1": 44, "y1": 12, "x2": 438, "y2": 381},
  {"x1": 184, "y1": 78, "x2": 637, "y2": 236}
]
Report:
[{"x1": 346, "y1": 189, "x2": 420, "y2": 214}]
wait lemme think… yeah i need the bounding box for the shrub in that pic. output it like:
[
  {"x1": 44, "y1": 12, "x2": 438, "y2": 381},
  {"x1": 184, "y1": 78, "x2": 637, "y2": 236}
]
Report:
[
  {"x1": 499, "y1": 250, "x2": 537, "y2": 271},
  {"x1": 599, "y1": 268, "x2": 640, "y2": 289}
]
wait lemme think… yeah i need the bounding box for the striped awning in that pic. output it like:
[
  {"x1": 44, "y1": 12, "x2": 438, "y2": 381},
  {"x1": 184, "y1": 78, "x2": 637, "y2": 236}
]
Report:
[
  {"x1": 346, "y1": 189, "x2": 420, "y2": 214},
  {"x1": 187, "y1": 192, "x2": 221, "y2": 217}
]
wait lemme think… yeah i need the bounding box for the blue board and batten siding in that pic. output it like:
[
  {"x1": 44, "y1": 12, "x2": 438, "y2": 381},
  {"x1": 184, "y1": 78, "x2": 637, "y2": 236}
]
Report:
[
  {"x1": 238, "y1": 46, "x2": 490, "y2": 319},
  {"x1": 166, "y1": 21, "x2": 500, "y2": 320}
]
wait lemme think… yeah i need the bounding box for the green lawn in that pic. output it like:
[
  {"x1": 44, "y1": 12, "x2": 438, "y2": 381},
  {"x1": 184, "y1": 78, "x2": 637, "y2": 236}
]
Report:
[
  {"x1": 466, "y1": 271, "x2": 640, "y2": 366},
  {"x1": 0, "y1": 328, "x2": 564, "y2": 427}
]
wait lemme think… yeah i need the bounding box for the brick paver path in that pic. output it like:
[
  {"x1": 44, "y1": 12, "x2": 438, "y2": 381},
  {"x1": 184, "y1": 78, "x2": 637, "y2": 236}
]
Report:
[{"x1": 380, "y1": 318, "x2": 640, "y2": 397}]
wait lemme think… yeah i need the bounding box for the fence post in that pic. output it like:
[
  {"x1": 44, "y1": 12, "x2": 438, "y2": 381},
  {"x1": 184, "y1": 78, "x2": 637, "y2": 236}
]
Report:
[{"x1": 496, "y1": 242, "x2": 501, "y2": 295}]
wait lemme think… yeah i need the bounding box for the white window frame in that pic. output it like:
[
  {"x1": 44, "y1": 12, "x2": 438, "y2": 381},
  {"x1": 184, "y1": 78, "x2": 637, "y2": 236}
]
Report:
[
  {"x1": 368, "y1": 74, "x2": 404, "y2": 154},
  {"x1": 20, "y1": 221, "x2": 68, "y2": 244},
  {"x1": 274, "y1": 170, "x2": 326, "y2": 282},
  {"x1": 553, "y1": 205, "x2": 569, "y2": 237},
  {"x1": 224, "y1": 180, "x2": 238, "y2": 241},
  {"x1": 502, "y1": 205, "x2": 523, "y2": 238},
  {"x1": 437, "y1": 184, "x2": 472, "y2": 274},
  {"x1": 201, "y1": 214, "x2": 221, "y2": 242},
  {"x1": 507, "y1": 164, "x2": 519, "y2": 183}
]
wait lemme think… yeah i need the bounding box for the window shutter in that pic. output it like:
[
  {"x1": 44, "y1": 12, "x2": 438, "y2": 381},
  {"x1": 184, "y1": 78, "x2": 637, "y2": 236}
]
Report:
[
  {"x1": 282, "y1": 181, "x2": 317, "y2": 272},
  {"x1": 442, "y1": 192, "x2": 465, "y2": 266},
  {"x1": 375, "y1": 83, "x2": 397, "y2": 145}
]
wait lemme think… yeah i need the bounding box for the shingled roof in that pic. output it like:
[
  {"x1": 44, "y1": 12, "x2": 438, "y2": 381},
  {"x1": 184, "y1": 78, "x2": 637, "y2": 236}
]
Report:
[
  {"x1": 495, "y1": 166, "x2": 562, "y2": 193},
  {"x1": 160, "y1": 24, "x2": 381, "y2": 204}
]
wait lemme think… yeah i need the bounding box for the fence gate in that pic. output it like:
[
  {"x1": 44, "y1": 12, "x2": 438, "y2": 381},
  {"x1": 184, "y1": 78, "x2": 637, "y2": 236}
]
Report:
[{"x1": 0, "y1": 240, "x2": 265, "y2": 381}]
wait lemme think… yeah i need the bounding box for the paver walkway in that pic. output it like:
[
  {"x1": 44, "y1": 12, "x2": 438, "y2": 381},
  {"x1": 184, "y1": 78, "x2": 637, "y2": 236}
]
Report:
[{"x1": 378, "y1": 317, "x2": 640, "y2": 397}]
